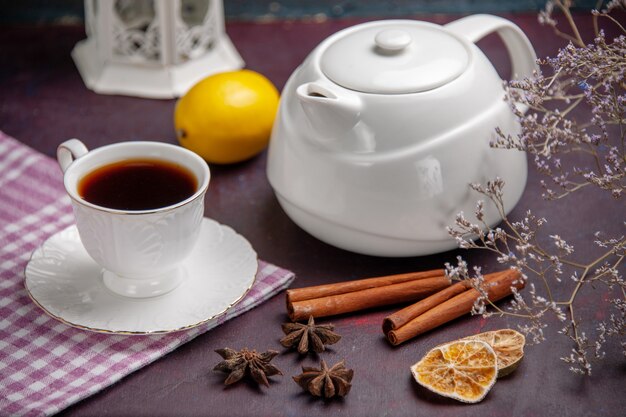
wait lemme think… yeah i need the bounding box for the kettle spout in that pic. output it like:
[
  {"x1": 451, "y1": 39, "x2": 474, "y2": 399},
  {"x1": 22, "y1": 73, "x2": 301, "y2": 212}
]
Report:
[{"x1": 296, "y1": 81, "x2": 362, "y2": 142}]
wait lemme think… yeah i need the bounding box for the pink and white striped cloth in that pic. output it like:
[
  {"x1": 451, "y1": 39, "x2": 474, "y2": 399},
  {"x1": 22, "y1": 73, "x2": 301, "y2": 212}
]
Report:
[{"x1": 0, "y1": 132, "x2": 295, "y2": 417}]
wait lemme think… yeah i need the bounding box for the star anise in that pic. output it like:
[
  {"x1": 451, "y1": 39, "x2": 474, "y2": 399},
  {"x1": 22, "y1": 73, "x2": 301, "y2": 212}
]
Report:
[
  {"x1": 293, "y1": 359, "x2": 354, "y2": 398},
  {"x1": 280, "y1": 316, "x2": 342, "y2": 354},
  {"x1": 213, "y1": 347, "x2": 282, "y2": 387}
]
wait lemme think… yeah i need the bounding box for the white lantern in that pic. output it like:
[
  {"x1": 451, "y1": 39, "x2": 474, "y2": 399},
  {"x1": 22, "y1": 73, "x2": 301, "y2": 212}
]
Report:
[{"x1": 72, "y1": 0, "x2": 244, "y2": 98}]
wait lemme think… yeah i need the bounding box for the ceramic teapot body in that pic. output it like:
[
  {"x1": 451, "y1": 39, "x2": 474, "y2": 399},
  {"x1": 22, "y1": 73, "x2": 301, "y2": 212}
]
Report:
[{"x1": 267, "y1": 15, "x2": 537, "y2": 256}]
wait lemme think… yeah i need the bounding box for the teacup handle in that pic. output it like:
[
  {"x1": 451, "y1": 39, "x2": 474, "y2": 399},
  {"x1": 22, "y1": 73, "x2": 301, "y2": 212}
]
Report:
[{"x1": 57, "y1": 139, "x2": 89, "y2": 173}]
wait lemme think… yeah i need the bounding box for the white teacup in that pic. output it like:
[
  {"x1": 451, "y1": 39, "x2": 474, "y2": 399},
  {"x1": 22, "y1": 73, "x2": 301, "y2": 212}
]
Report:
[{"x1": 57, "y1": 139, "x2": 210, "y2": 298}]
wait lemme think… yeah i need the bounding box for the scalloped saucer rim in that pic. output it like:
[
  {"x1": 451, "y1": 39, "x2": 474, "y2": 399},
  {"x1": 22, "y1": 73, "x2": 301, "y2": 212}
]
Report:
[{"x1": 24, "y1": 218, "x2": 258, "y2": 335}]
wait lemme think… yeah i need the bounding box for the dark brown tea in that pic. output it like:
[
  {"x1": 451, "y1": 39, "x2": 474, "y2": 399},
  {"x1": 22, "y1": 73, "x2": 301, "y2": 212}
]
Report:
[{"x1": 78, "y1": 158, "x2": 197, "y2": 211}]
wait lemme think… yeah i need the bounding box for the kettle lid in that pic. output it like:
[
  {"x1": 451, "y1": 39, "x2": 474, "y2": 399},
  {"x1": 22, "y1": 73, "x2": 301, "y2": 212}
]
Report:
[{"x1": 320, "y1": 20, "x2": 469, "y2": 94}]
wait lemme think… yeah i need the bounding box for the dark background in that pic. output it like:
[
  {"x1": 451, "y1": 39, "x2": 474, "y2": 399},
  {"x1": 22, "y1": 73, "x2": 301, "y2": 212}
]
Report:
[
  {"x1": 1, "y1": 1, "x2": 624, "y2": 417},
  {"x1": 1, "y1": 0, "x2": 600, "y2": 24}
]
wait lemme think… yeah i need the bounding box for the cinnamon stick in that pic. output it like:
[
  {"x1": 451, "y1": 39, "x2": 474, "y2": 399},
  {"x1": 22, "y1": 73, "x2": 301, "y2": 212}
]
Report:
[
  {"x1": 385, "y1": 269, "x2": 524, "y2": 346},
  {"x1": 382, "y1": 280, "x2": 472, "y2": 335},
  {"x1": 286, "y1": 269, "x2": 443, "y2": 304},
  {"x1": 382, "y1": 270, "x2": 509, "y2": 334},
  {"x1": 287, "y1": 275, "x2": 451, "y2": 322}
]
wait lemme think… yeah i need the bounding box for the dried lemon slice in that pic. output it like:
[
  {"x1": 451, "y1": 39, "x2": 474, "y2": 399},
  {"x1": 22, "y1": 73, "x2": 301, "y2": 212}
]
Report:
[
  {"x1": 410, "y1": 340, "x2": 497, "y2": 403},
  {"x1": 462, "y1": 329, "x2": 525, "y2": 377}
]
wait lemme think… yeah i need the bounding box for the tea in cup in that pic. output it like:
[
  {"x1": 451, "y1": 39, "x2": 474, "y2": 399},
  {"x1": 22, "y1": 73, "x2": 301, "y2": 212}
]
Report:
[{"x1": 57, "y1": 139, "x2": 210, "y2": 298}]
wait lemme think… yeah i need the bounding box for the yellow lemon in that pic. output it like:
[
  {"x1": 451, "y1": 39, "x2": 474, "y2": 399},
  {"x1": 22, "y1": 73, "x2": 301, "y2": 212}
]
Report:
[{"x1": 174, "y1": 70, "x2": 280, "y2": 164}]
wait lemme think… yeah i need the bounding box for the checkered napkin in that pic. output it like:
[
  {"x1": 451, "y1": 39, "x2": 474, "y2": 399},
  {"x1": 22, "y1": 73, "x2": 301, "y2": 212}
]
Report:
[{"x1": 0, "y1": 132, "x2": 295, "y2": 417}]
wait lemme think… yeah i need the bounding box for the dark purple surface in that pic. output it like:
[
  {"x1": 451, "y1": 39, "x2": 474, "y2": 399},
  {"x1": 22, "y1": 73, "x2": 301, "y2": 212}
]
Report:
[{"x1": 1, "y1": 14, "x2": 624, "y2": 417}]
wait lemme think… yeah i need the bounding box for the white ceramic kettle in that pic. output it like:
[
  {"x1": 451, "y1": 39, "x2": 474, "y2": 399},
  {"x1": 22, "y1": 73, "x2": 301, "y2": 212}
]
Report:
[{"x1": 267, "y1": 15, "x2": 537, "y2": 257}]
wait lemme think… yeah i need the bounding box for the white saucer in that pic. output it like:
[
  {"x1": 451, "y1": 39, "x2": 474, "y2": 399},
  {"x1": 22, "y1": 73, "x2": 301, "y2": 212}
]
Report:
[{"x1": 25, "y1": 218, "x2": 258, "y2": 335}]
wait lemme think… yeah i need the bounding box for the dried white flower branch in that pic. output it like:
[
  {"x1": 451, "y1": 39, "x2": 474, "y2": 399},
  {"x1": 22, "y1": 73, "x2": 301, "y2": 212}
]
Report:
[
  {"x1": 447, "y1": 179, "x2": 625, "y2": 375},
  {"x1": 447, "y1": 1, "x2": 625, "y2": 375}
]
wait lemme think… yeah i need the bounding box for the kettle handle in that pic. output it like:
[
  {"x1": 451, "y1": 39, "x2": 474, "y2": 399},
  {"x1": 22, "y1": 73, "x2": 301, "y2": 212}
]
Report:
[{"x1": 445, "y1": 14, "x2": 538, "y2": 82}]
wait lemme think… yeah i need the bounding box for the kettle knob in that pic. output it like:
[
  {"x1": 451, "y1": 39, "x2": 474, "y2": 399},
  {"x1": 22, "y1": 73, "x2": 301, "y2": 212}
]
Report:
[{"x1": 374, "y1": 29, "x2": 412, "y2": 52}]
